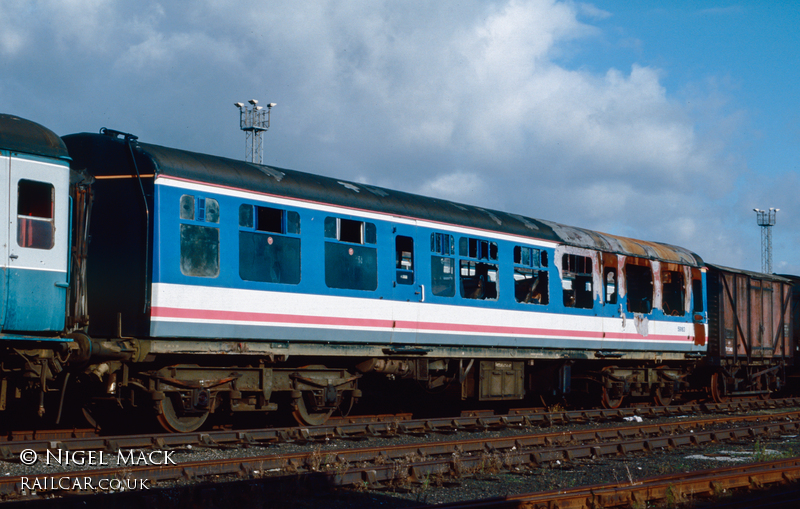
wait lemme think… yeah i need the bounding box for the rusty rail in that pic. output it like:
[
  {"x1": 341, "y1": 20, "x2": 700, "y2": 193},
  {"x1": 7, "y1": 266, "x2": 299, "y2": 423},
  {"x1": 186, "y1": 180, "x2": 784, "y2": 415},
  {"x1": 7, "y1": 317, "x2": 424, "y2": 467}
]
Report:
[
  {"x1": 3, "y1": 412, "x2": 800, "y2": 500},
  {"x1": 421, "y1": 457, "x2": 800, "y2": 508},
  {"x1": 3, "y1": 397, "x2": 799, "y2": 460}
]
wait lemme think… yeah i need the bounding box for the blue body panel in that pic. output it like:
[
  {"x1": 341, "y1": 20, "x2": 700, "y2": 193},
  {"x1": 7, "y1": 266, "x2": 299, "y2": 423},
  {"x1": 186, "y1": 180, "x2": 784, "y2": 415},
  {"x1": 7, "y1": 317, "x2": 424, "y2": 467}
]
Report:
[
  {"x1": 152, "y1": 181, "x2": 706, "y2": 353},
  {"x1": 4, "y1": 267, "x2": 67, "y2": 331}
]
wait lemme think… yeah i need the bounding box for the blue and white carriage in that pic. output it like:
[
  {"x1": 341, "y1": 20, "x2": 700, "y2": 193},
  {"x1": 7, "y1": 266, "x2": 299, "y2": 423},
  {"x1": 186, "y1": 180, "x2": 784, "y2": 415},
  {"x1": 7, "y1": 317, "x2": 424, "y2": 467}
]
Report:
[{"x1": 2, "y1": 113, "x2": 792, "y2": 432}]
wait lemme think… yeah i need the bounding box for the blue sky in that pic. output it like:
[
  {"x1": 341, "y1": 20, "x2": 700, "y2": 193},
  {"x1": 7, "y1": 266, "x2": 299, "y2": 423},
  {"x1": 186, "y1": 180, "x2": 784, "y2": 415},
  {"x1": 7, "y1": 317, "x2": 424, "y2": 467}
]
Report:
[{"x1": 1, "y1": 0, "x2": 797, "y2": 274}]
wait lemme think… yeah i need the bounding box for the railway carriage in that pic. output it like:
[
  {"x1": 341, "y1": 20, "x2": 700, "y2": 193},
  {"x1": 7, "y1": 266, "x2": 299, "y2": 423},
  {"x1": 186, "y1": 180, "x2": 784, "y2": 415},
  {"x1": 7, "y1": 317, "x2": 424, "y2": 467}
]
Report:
[{"x1": 0, "y1": 113, "x2": 795, "y2": 432}]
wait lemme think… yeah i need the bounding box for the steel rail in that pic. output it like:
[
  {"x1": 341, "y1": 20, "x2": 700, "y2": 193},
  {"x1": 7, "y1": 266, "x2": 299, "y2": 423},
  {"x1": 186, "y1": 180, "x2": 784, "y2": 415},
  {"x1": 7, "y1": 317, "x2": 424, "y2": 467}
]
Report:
[
  {"x1": 420, "y1": 457, "x2": 800, "y2": 508},
  {"x1": 2, "y1": 412, "x2": 800, "y2": 500},
  {"x1": 2, "y1": 397, "x2": 798, "y2": 461}
]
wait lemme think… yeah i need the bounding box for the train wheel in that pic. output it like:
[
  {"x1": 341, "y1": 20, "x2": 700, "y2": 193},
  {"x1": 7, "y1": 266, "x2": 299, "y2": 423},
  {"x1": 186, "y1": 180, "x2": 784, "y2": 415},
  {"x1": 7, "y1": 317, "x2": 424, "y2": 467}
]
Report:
[
  {"x1": 710, "y1": 373, "x2": 729, "y2": 404},
  {"x1": 652, "y1": 366, "x2": 674, "y2": 406},
  {"x1": 292, "y1": 392, "x2": 334, "y2": 426},
  {"x1": 653, "y1": 387, "x2": 673, "y2": 406},
  {"x1": 156, "y1": 394, "x2": 209, "y2": 433},
  {"x1": 601, "y1": 386, "x2": 624, "y2": 409},
  {"x1": 600, "y1": 367, "x2": 624, "y2": 409}
]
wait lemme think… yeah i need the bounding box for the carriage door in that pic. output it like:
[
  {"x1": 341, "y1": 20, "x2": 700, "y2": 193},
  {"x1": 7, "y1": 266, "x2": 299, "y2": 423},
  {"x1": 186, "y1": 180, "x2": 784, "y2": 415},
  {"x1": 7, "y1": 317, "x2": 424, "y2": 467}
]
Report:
[
  {"x1": 5, "y1": 157, "x2": 69, "y2": 331},
  {"x1": 391, "y1": 226, "x2": 420, "y2": 343}
]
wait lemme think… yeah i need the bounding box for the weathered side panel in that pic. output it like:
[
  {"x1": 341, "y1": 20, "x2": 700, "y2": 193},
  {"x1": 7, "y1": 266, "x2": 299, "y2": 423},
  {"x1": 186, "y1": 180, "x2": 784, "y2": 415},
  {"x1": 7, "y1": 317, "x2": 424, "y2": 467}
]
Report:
[{"x1": 707, "y1": 265, "x2": 792, "y2": 364}]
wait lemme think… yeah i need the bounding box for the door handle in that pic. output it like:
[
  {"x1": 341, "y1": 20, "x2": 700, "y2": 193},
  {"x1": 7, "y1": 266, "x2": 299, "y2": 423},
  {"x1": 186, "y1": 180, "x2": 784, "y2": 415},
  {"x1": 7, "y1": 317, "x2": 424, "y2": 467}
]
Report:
[
  {"x1": 8, "y1": 254, "x2": 18, "y2": 260},
  {"x1": 414, "y1": 284, "x2": 425, "y2": 302}
]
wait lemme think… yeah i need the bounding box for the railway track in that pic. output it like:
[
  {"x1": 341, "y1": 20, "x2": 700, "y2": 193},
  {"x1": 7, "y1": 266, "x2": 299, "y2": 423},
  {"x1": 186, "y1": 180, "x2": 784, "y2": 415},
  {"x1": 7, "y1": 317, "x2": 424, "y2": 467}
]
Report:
[
  {"x1": 2, "y1": 401, "x2": 800, "y2": 503},
  {"x1": 421, "y1": 457, "x2": 800, "y2": 508},
  {"x1": 3, "y1": 398, "x2": 797, "y2": 458}
]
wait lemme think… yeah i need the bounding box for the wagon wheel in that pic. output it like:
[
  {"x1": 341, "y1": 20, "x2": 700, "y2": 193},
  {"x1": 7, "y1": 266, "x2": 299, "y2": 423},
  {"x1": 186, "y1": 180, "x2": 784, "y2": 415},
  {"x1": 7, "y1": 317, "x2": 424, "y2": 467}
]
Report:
[
  {"x1": 710, "y1": 372, "x2": 729, "y2": 404},
  {"x1": 292, "y1": 392, "x2": 335, "y2": 426},
  {"x1": 601, "y1": 386, "x2": 624, "y2": 409},
  {"x1": 653, "y1": 386, "x2": 673, "y2": 407},
  {"x1": 156, "y1": 393, "x2": 209, "y2": 433},
  {"x1": 652, "y1": 366, "x2": 674, "y2": 406},
  {"x1": 600, "y1": 367, "x2": 624, "y2": 409}
]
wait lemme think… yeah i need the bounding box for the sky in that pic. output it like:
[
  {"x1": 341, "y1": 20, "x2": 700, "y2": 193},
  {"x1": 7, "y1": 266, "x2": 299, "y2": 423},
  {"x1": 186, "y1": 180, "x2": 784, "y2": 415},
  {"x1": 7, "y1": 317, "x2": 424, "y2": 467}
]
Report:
[{"x1": 1, "y1": 0, "x2": 798, "y2": 274}]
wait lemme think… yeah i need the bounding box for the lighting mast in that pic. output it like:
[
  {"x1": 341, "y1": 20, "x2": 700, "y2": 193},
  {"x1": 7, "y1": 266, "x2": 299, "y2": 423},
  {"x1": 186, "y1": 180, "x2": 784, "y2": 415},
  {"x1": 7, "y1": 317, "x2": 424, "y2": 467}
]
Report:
[
  {"x1": 753, "y1": 208, "x2": 778, "y2": 273},
  {"x1": 234, "y1": 100, "x2": 276, "y2": 164}
]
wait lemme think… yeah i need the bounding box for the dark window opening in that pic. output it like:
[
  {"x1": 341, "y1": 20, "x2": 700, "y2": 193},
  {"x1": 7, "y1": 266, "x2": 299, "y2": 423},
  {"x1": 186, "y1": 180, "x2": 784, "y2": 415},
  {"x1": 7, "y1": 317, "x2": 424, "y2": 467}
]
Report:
[
  {"x1": 325, "y1": 217, "x2": 375, "y2": 244},
  {"x1": 18, "y1": 180, "x2": 54, "y2": 219},
  {"x1": 604, "y1": 267, "x2": 618, "y2": 305},
  {"x1": 256, "y1": 206, "x2": 283, "y2": 233},
  {"x1": 180, "y1": 224, "x2": 219, "y2": 278},
  {"x1": 662, "y1": 270, "x2": 685, "y2": 316},
  {"x1": 562, "y1": 254, "x2": 593, "y2": 309},
  {"x1": 17, "y1": 179, "x2": 54, "y2": 250},
  {"x1": 626, "y1": 263, "x2": 653, "y2": 314},
  {"x1": 459, "y1": 237, "x2": 498, "y2": 260},
  {"x1": 692, "y1": 277, "x2": 704, "y2": 313},
  {"x1": 395, "y1": 235, "x2": 414, "y2": 285},
  {"x1": 460, "y1": 261, "x2": 498, "y2": 300},
  {"x1": 339, "y1": 218, "x2": 363, "y2": 243},
  {"x1": 514, "y1": 246, "x2": 541, "y2": 267},
  {"x1": 431, "y1": 256, "x2": 455, "y2": 297},
  {"x1": 514, "y1": 268, "x2": 549, "y2": 305}
]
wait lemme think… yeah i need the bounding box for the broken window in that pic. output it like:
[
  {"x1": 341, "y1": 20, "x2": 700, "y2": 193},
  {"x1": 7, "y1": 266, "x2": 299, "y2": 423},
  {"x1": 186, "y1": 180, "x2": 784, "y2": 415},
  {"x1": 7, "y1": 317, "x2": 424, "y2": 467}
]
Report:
[
  {"x1": 460, "y1": 260, "x2": 498, "y2": 300},
  {"x1": 661, "y1": 269, "x2": 686, "y2": 316},
  {"x1": 17, "y1": 179, "x2": 54, "y2": 250},
  {"x1": 625, "y1": 262, "x2": 653, "y2": 314},
  {"x1": 561, "y1": 254, "x2": 593, "y2": 309},
  {"x1": 238, "y1": 204, "x2": 301, "y2": 285},
  {"x1": 514, "y1": 245, "x2": 548, "y2": 305},
  {"x1": 431, "y1": 232, "x2": 455, "y2": 256},
  {"x1": 514, "y1": 268, "x2": 549, "y2": 305},
  {"x1": 179, "y1": 194, "x2": 220, "y2": 277},
  {"x1": 604, "y1": 267, "x2": 618, "y2": 305},
  {"x1": 514, "y1": 246, "x2": 541, "y2": 267},
  {"x1": 459, "y1": 237, "x2": 498, "y2": 260},
  {"x1": 458, "y1": 235, "x2": 498, "y2": 300},
  {"x1": 324, "y1": 216, "x2": 377, "y2": 290}
]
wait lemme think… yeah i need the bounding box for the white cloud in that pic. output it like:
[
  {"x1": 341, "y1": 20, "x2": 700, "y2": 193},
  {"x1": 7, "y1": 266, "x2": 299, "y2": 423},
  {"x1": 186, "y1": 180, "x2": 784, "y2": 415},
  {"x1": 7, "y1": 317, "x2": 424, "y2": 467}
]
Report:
[{"x1": 0, "y1": 0, "x2": 768, "y2": 271}]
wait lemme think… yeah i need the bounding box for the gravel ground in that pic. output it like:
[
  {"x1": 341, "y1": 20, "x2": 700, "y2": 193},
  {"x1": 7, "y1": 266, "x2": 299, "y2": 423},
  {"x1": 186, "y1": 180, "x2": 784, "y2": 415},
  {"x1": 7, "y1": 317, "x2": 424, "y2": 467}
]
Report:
[{"x1": 3, "y1": 408, "x2": 800, "y2": 508}]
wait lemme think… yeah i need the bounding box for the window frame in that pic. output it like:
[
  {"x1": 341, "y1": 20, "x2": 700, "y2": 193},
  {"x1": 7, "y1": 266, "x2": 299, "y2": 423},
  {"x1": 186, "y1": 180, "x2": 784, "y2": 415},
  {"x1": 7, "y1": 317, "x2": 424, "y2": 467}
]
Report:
[{"x1": 178, "y1": 194, "x2": 221, "y2": 278}]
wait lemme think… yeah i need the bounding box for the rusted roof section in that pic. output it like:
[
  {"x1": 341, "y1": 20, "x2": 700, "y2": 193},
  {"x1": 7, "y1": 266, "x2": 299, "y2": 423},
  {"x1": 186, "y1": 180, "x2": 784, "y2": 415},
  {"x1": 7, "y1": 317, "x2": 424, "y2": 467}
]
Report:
[{"x1": 0, "y1": 114, "x2": 69, "y2": 159}]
